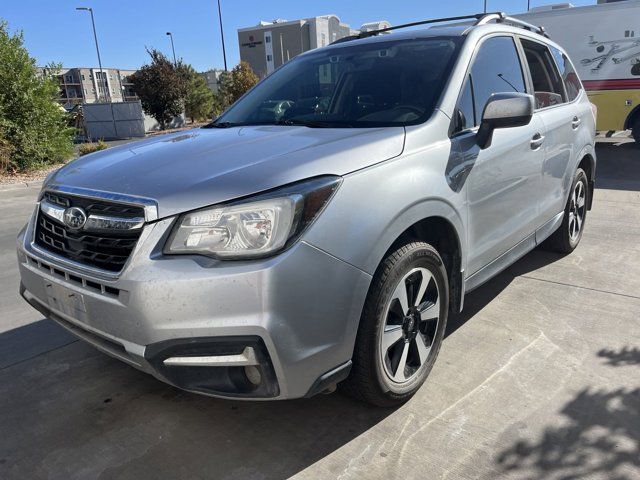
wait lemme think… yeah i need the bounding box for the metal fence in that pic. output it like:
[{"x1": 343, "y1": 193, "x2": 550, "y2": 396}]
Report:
[{"x1": 83, "y1": 101, "x2": 146, "y2": 140}]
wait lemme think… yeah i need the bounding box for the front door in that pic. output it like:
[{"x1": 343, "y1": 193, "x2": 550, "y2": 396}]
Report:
[{"x1": 450, "y1": 35, "x2": 546, "y2": 276}]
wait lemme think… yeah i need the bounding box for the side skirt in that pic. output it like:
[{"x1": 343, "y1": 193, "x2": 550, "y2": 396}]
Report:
[{"x1": 463, "y1": 212, "x2": 564, "y2": 295}]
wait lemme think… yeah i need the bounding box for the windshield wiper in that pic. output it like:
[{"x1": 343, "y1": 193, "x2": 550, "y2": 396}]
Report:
[
  {"x1": 276, "y1": 118, "x2": 347, "y2": 128},
  {"x1": 202, "y1": 121, "x2": 237, "y2": 129}
]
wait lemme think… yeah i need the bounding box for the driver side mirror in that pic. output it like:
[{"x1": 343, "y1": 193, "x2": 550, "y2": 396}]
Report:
[{"x1": 476, "y1": 92, "x2": 535, "y2": 149}]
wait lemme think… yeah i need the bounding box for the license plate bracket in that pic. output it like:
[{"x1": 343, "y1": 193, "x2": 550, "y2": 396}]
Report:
[{"x1": 45, "y1": 281, "x2": 87, "y2": 316}]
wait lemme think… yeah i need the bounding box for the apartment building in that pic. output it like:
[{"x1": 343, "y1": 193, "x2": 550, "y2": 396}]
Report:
[
  {"x1": 199, "y1": 68, "x2": 225, "y2": 94},
  {"x1": 238, "y1": 15, "x2": 390, "y2": 78},
  {"x1": 42, "y1": 67, "x2": 138, "y2": 109}
]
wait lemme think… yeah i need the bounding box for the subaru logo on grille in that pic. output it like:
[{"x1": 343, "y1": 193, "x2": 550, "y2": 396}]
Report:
[{"x1": 63, "y1": 207, "x2": 87, "y2": 230}]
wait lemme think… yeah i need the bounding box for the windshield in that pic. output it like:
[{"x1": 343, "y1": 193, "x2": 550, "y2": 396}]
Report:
[{"x1": 210, "y1": 37, "x2": 461, "y2": 128}]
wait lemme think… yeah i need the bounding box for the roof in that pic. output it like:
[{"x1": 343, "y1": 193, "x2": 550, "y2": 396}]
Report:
[{"x1": 324, "y1": 14, "x2": 553, "y2": 51}]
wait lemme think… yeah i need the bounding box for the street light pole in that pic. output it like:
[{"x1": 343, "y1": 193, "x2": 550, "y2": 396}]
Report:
[
  {"x1": 77, "y1": 6, "x2": 118, "y2": 139},
  {"x1": 484, "y1": 0, "x2": 487, "y2": 13},
  {"x1": 217, "y1": 0, "x2": 228, "y2": 71},
  {"x1": 76, "y1": 7, "x2": 107, "y2": 102},
  {"x1": 166, "y1": 32, "x2": 177, "y2": 66}
]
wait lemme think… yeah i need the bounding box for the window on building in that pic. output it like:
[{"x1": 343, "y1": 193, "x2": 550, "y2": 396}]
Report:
[
  {"x1": 321, "y1": 33, "x2": 326, "y2": 47},
  {"x1": 549, "y1": 46, "x2": 582, "y2": 102},
  {"x1": 521, "y1": 39, "x2": 566, "y2": 108},
  {"x1": 265, "y1": 35, "x2": 271, "y2": 43},
  {"x1": 469, "y1": 36, "x2": 526, "y2": 121},
  {"x1": 81, "y1": 74, "x2": 85, "y2": 80},
  {"x1": 267, "y1": 54, "x2": 273, "y2": 62}
]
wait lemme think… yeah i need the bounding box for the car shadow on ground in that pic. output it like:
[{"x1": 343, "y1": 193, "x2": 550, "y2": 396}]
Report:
[
  {"x1": 593, "y1": 142, "x2": 640, "y2": 192},
  {"x1": 493, "y1": 346, "x2": 640, "y2": 479},
  {"x1": 446, "y1": 248, "x2": 565, "y2": 338}
]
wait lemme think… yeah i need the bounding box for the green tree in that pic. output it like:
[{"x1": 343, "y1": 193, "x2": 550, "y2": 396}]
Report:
[
  {"x1": 0, "y1": 20, "x2": 73, "y2": 172},
  {"x1": 216, "y1": 70, "x2": 233, "y2": 107},
  {"x1": 219, "y1": 61, "x2": 259, "y2": 105},
  {"x1": 210, "y1": 91, "x2": 226, "y2": 119},
  {"x1": 181, "y1": 65, "x2": 214, "y2": 123},
  {"x1": 130, "y1": 49, "x2": 187, "y2": 130}
]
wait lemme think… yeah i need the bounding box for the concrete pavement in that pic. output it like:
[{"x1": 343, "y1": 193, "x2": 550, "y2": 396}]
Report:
[{"x1": 0, "y1": 142, "x2": 638, "y2": 480}]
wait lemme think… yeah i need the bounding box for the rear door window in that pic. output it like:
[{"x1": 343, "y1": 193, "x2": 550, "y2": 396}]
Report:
[
  {"x1": 549, "y1": 46, "x2": 583, "y2": 102},
  {"x1": 521, "y1": 39, "x2": 567, "y2": 109}
]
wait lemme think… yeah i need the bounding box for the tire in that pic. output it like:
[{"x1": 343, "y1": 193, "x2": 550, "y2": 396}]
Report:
[
  {"x1": 632, "y1": 116, "x2": 640, "y2": 146},
  {"x1": 341, "y1": 241, "x2": 449, "y2": 407},
  {"x1": 544, "y1": 168, "x2": 589, "y2": 254}
]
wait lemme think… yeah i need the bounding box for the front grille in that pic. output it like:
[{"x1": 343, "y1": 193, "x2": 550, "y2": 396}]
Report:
[
  {"x1": 34, "y1": 192, "x2": 145, "y2": 272},
  {"x1": 43, "y1": 192, "x2": 143, "y2": 218}
]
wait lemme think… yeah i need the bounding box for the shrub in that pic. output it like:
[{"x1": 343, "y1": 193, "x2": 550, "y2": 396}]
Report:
[
  {"x1": 0, "y1": 20, "x2": 74, "y2": 172},
  {"x1": 0, "y1": 129, "x2": 13, "y2": 172},
  {"x1": 78, "y1": 140, "x2": 108, "y2": 156}
]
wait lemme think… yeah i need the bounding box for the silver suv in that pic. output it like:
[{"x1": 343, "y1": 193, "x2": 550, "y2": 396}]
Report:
[{"x1": 17, "y1": 13, "x2": 596, "y2": 406}]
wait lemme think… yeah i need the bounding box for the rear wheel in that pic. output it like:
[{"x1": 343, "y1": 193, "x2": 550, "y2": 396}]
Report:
[
  {"x1": 632, "y1": 116, "x2": 640, "y2": 145},
  {"x1": 342, "y1": 242, "x2": 448, "y2": 407},
  {"x1": 544, "y1": 168, "x2": 588, "y2": 254}
]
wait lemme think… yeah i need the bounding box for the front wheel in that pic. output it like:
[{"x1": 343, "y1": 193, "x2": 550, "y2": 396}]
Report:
[
  {"x1": 342, "y1": 242, "x2": 448, "y2": 407},
  {"x1": 544, "y1": 167, "x2": 589, "y2": 253}
]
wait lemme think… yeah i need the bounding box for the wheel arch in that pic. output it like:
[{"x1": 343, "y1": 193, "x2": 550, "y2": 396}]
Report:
[
  {"x1": 576, "y1": 147, "x2": 596, "y2": 210},
  {"x1": 377, "y1": 214, "x2": 464, "y2": 314},
  {"x1": 623, "y1": 104, "x2": 640, "y2": 131}
]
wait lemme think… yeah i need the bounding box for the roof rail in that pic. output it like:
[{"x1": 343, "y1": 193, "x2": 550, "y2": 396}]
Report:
[
  {"x1": 476, "y1": 12, "x2": 549, "y2": 37},
  {"x1": 330, "y1": 11, "x2": 548, "y2": 45},
  {"x1": 330, "y1": 13, "x2": 492, "y2": 44}
]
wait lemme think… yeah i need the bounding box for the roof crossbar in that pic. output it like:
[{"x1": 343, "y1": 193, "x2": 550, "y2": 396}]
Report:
[{"x1": 330, "y1": 11, "x2": 548, "y2": 45}]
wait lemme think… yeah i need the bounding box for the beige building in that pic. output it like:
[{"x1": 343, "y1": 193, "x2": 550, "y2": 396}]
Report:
[
  {"x1": 41, "y1": 67, "x2": 138, "y2": 109},
  {"x1": 199, "y1": 68, "x2": 225, "y2": 94},
  {"x1": 238, "y1": 15, "x2": 389, "y2": 78}
]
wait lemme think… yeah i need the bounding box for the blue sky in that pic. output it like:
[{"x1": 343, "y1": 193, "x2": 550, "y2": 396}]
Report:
[{"x1": 3, "y1": 0, "x2": 595, "y2": 71}]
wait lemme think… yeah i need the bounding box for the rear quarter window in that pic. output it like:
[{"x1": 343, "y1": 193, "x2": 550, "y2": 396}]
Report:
[{"x1": 550, "y1": 46, "x2": 583, "y2": 102}]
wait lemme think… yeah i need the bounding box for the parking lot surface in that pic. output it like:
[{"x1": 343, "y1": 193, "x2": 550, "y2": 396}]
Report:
[{"x1": 1, "y1": 141, "x2": 638, "y2": 480}]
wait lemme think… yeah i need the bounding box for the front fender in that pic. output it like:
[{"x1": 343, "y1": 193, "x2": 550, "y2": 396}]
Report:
[{"x1": 303, "y1": 149, "x2": 467, "y2": 277}]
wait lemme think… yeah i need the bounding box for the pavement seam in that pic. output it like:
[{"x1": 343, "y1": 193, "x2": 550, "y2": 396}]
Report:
[
  {"x1": 0, "y1": 339, "x2": 79, "y2": 371},
  {"x1": 520, "y1": 274, "x2": 640, "y2": 301}
]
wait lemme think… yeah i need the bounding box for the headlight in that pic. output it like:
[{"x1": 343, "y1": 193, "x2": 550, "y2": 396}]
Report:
[{"x1": 165, "y1": 176, "x2": 341, "y2": 259}]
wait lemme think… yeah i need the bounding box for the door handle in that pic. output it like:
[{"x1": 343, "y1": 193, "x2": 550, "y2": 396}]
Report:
[
  {"x1": 530, "y1": 132, "x2": 545, "y2": 149},
  {"x1": 571, "y1": 116, "x2": 581, "y2": 129}
]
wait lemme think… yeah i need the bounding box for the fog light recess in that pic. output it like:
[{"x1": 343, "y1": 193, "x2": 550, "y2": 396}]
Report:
[{"x1": 244, "y1": 365, "x2": 262, "y2": 386}]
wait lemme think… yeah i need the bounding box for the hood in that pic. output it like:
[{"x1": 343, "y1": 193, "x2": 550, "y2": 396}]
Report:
[{"x1": 50, "y1": 126, "x2": 405, "y2": 219}]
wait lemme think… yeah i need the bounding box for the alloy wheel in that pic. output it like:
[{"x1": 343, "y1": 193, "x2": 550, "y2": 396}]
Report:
[
  {"x1": 379, "y1": 267, "x2": 440, "y2": 385},
  {"x1": 568, "y1": 180, "x2": 586, "y2": 242}
]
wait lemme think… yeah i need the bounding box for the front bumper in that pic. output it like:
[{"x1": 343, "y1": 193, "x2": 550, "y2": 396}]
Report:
[{"x1": 17, "y1": 212, "x2": 371, "y2": 399}]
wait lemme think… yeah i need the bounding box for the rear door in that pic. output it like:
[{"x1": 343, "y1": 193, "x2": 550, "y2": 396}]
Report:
[
  {"x1": 450, "y1": 35, "x2": 545, "y2": 276},
  {"x1": 519, "y1": 38, "x2": 577, "y2": 226}
]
